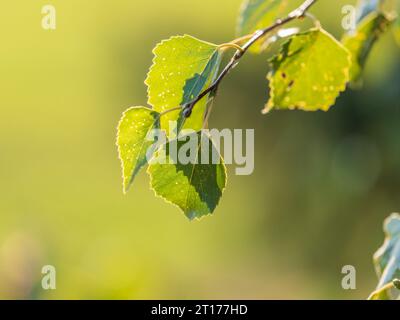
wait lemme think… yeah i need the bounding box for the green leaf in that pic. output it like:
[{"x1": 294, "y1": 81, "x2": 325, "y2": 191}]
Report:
[
  {"x1": 145, "y1": 35, "x2": 222, "y2": 134},
  {"x1": 356, "y1": 0, "x2": 381, "y2": 21},
  {"x1": 237, "y1": 0, "x2": 288, "y2": 35},
  {"x1": 237, "y1": 0, "x2": 300, "y2": 53},
  {"x1": 368, "y1": 282, "x2": 392, "y2": 300},
  {"x1": 117, "y1": 107, "x2": 160, "y2": 193},
  {"x1": 264, "y1": 28, "x2": 351, "y2": 113},
  {"x1": 342, "y1": 12, "x2": 395, "y2": 83},
  {"x1": 376, "y1": 0, "x2": 399, "y2": 17},
  {"x1": 394, "y1": 279, "x2": 400, "y2": 290},
  {"x1": 356, "y1": 0, "x2": 398, "y2": 20},
  {"x1": 373, "y1": 213, "x2": 400, "y2": 299},
  {"x1": 148, "y1": 132, "x2": 227, "y2": 220}
]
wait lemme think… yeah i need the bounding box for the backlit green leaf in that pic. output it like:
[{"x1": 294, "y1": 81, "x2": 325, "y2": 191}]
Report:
[
  {"x1": 373, "y1": 213, "x2": 400, "y2": 299},
  {"x1": 342, "y1": 11, "x2": 395, "y2": 83},
  {"x1": 368, "y1": 282, "x2": 392, "y2": 300},
  {"x1": 237, "y1": 0, "x2": 288, "y2": 35},
  {"x1": 237, "y1": 0, "x2": 303, "y2": 53},
  {"x1": 148, "y1": 132, "x2": 227, "y2": 220},
  {"x1": 145, "y1": 35, "x2": 222, "y2": 134},
  {"x1": 264, "y1": 28, "x2": 351, "y2": 113},
  {"x1": 356, "y1": 0, "x2": 381, "y2": 21},
  {"x1": 356, "y1": 0, "x2": 398, "y2": 19},
  {"x1": 117, "y1": 107, "x2": 160, "y2": 193}
]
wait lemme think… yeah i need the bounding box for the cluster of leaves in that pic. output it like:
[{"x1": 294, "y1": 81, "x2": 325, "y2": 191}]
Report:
[
  {"x1": 117, "y1": 0, "x2": 399, "y2": 220},
  {"x1": 117, "y1": 37, "x2": 227, "y2": 220},
  {"x1": 368, "y1": 213, "x2": 400, "y2": 300}
]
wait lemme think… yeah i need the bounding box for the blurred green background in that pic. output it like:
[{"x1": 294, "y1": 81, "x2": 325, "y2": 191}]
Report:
[{"x1": 0, "y1": 0, "x2": 399, "y2": 299}]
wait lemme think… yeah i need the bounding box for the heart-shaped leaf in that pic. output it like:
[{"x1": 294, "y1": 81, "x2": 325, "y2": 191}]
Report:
[
  {"x1": 265, "y1": 28, "x2": 351, "y2": 113},
  {"x1": 145, "y1": 35, "x2": 222, "y2": 134},
  {"x1": 117, "y1": 107, "x2": 160, "y2": 193},
  {"x1": 148, "y1": 132, "x2": 227, "y2": 220}
]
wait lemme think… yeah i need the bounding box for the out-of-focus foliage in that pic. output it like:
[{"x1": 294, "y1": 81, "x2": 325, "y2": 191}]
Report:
[
  {"x1": 367, "y1": 279, "x2": 399, "y2": 299},
  {"x1": 394, "y1": 1, "x2": 400, "y2": 45},
  {"x1": 343, "y1": 8, "x2": 395, "y2": 83},
  {"x1": 342, "y1": 0, "x2": 399, "y2": 83},
  {"x1": 395, "y1": 16, "x2": 400, "y2": 44},
  {"x1": 370, "y1": 213, "x2": 400, "y2": 299}
]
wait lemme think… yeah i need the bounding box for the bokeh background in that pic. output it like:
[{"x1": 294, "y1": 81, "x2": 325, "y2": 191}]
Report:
[{"x1": 0, "y1": 0, "x2": 399, "y2": 299}]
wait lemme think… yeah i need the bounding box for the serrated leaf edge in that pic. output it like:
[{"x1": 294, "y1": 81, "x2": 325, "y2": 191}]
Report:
[
  {"x1": 144, "y1": 34, "x2": 219, "y2": 111},
  {"x1": 116, "y1": 106, "x2": 160, "y2": 194},
  {"x1": 146, "y1": 132, "x2": 228, "y2": 221},
  {"x1": 265, "y1": 28, "x2": 351, "y2": 113}
]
